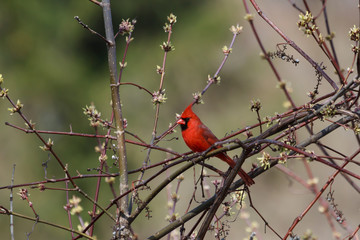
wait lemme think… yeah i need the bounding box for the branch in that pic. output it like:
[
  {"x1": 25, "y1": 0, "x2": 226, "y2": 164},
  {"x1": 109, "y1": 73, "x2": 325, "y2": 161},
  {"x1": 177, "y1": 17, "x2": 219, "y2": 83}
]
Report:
[
  {"x1": 248, "y1": 0, "x2": 338, "y2": 90},
  {"x1": 147, "y1": 112, "x2": 360, "y2": 239},
  {"x1": 4, "y1": 122, "x2": 181, "y2": 157},
  {"x1": 0, "y1": 207, "x2": 95, "y2": 240},
  {"x1": 283, "y1": 158, "x2": 353, "y2": 239},
  {"x1": 196, "y1": 151, "x2": 248, "y2": 239}
]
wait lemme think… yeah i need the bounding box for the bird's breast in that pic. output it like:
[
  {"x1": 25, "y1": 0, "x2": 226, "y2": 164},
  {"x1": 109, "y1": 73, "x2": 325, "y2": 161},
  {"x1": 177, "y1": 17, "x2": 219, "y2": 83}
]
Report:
[{"x1": 182, "y1": 127, "x2": 211, "y2": 153}]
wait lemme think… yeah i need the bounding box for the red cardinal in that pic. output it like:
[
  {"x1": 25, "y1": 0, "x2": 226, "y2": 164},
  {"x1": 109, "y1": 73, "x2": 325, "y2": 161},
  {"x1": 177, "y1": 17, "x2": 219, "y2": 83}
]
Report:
[{"x1": 177, "y1": 103, "x2": 254, "y2": 186}]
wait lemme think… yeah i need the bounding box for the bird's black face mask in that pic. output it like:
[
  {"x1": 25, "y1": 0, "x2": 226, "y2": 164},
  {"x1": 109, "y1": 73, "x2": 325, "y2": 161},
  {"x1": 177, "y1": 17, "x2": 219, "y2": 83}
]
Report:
[{"x1": 179, "y1": 117, "x2": 190, "y2": 131}]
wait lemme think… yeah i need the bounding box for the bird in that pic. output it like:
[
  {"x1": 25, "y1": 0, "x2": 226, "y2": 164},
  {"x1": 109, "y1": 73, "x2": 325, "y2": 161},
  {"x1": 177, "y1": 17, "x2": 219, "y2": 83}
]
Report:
[{"x1": 177, "y1": 103, "x2": 255, "y2": 186}]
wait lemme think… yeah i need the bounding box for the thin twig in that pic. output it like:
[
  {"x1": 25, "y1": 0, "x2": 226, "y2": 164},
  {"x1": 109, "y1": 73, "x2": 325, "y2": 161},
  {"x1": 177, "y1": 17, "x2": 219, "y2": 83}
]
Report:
[
  {"x1": 0, "y1": 87, "x2": 78, "y2": 188},
  {"x1": 88, "y1": 0, "x2": 101, "y2": 7},
  {"x1": 282, "y1": 149, "x2": 358, "y2": 239},
  {"x1": 120, "y1": 82, "x2": 153, "y2": 96},
  {"x1": 74, "y1": 16, "x2": 110, "y2": 44},
  {"x1": 10, "y1": 165, "x2": 15, "y2": 240},
  {"x1": 0, "y1": 207, "x2": 95, "y2": 240},
  {"x1": 65, "y1": 180, "x2": 74, "y2": 239},
  {"x1": 4, "y1": 122, "x2": 181, "y2": 157}
]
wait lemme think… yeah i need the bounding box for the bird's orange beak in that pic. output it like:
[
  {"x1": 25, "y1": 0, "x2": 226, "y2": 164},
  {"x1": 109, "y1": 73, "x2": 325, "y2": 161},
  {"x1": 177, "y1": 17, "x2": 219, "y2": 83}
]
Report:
[{"x1": 177, "y1": 118, "x2": 185, "y2": 125}]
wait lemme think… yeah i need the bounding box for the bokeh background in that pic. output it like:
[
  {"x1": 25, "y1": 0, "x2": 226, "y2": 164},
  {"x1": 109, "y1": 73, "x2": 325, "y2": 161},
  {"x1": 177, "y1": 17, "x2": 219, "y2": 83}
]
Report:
[{"x1": 0, "y1": 1, "x2": 359, "y2": 239}]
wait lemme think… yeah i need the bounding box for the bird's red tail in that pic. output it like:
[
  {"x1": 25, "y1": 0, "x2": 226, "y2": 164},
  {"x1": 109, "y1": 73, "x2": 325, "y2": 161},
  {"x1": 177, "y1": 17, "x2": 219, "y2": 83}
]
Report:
[{"x1": 216, "y1": 153, "x2": 255, "y2": 186}]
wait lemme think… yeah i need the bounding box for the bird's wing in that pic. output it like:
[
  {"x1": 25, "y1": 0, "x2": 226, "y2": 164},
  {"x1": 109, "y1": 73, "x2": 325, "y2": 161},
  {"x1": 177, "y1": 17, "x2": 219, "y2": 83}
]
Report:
[{"x1": 199, "y1": 124, "x2": 220, "y2": 147}]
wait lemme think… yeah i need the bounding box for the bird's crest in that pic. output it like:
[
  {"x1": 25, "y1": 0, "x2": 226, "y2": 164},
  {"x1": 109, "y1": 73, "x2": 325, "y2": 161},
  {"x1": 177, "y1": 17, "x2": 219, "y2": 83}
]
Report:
[{"x1": 180, "y1": 103, "x2": 196, "y2": 119}]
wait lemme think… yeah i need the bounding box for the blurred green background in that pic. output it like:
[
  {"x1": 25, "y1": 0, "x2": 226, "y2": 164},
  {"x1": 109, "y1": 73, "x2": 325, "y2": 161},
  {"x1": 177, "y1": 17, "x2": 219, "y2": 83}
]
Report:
[{"x1": 0, "y1": 1, "x2": 359, "y2": 239}]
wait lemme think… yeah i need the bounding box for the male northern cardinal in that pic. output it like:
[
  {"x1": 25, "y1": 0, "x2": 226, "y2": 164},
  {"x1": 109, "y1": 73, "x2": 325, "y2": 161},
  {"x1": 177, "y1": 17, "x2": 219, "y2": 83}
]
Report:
[{"x1": 177, "y1": 103, "x2": 255, "y2": 186}]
